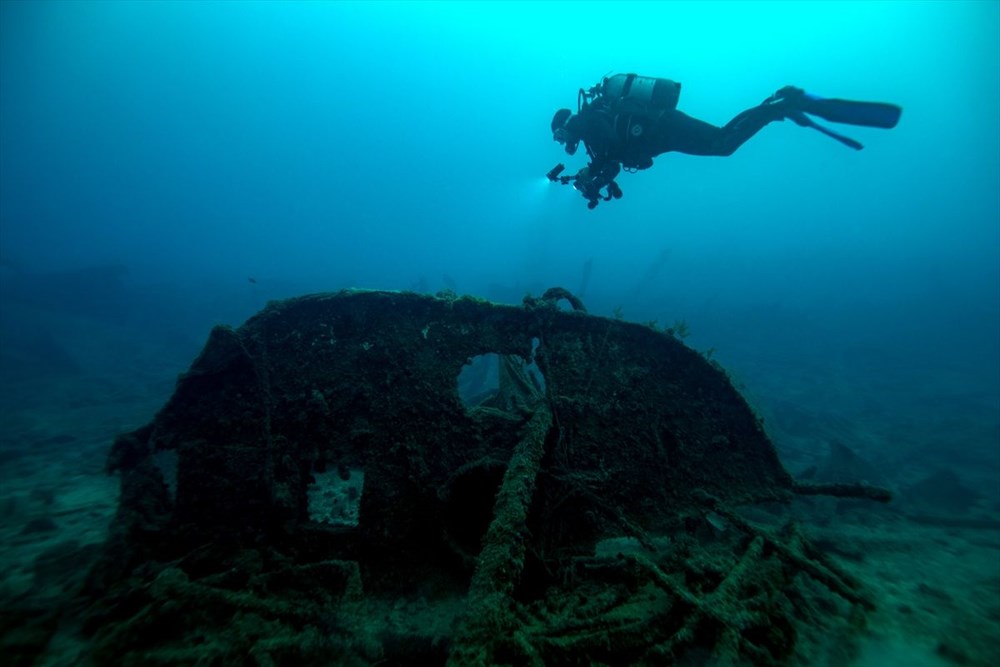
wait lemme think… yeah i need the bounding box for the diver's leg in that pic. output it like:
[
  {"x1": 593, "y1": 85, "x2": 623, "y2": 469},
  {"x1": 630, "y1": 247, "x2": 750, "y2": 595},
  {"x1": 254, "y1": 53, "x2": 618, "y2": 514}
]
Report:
[
  {"x1": 715, "y1": 103, "x2": 788, "y2": 154},
  {"x1": 658, "y1": 105, "x2": 785, "y2": 157},
  {"x1": 654, "y1": 110, "x2": 728, "y2": 156}
]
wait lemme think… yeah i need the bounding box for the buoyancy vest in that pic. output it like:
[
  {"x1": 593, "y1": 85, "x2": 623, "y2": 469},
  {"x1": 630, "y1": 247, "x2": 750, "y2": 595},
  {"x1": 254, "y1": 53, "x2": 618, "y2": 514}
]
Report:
[{"x1": 582, "y1": 74, "x2": 682, "y2": 169}]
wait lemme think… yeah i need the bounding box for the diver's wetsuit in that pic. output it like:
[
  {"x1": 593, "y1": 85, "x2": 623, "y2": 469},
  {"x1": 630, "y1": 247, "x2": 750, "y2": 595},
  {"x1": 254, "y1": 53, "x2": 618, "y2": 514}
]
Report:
[
  {"x1": 552, "y1": 77, "x2": 900, "y2": 208},
  {"x1": 559, "y1": 98, "x2": 788, "y2": 208},
  {"x1": 573, "y1": 99, "x2": 786, "y2": 167},
  {"x1": 651, "y1": 104, "x2": 787, "y2": 156}
]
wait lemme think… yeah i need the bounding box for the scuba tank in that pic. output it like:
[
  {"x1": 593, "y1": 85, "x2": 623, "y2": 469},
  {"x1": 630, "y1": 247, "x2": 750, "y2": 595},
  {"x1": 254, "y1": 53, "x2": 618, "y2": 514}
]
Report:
[
  {"x1": 600, "y1": 73, "x2": 681, "y2": 114},
  {"x1": 580, "y1": 73, "x2": 682, "y2": 115}
]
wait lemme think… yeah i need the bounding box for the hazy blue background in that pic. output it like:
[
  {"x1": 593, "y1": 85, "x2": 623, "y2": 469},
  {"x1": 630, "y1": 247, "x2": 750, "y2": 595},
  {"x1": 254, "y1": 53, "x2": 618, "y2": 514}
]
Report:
[{"x1": 1, "y1": 1, "x2": 998, "y2": 461}]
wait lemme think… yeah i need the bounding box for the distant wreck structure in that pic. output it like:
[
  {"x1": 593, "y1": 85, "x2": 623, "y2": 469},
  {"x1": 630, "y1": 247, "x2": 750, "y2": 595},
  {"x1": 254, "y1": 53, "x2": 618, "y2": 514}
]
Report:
[{"x1": 88, "y1": 288, "x2": 889, "y2": 665}]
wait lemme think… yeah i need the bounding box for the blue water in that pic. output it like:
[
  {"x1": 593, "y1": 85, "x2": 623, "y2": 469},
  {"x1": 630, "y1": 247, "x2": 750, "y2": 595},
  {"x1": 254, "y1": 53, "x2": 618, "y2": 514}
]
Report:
[
  {"x1": 1, "y1": 2, "x2": 998, "y2": 665},
  {"x1": 2, "y1": 1, "x2": 997, "y2": 360}
]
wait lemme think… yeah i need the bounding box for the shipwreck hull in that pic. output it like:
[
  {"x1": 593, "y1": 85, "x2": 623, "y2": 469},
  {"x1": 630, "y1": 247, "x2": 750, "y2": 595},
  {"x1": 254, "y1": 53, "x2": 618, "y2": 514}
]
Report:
[{"x1": 88, "y1": 289, "x2": 885, "y2": 665}]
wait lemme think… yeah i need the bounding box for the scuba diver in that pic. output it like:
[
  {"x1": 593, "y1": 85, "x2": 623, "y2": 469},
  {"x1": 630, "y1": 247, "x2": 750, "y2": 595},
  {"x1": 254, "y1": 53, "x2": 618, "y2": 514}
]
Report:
[{"x1": 548, "y1": 73, "x2": 902, "y2": 209}]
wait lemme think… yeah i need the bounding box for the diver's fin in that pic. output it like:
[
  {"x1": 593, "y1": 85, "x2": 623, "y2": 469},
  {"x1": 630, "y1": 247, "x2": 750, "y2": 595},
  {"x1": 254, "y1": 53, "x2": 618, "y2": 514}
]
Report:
[
  {"x1": 788, "y1": 111, "x2": 864, "y2": 150},
  {"x1": 803, "y1": 94, "x2": 902, "y2": 129}
]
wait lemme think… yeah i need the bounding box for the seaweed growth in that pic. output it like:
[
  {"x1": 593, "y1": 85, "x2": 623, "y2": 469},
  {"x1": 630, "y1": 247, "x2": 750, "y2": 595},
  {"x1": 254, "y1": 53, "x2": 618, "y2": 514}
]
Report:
[{"x1": 84, "y1": 288, "x2": 889, "y2": 665}]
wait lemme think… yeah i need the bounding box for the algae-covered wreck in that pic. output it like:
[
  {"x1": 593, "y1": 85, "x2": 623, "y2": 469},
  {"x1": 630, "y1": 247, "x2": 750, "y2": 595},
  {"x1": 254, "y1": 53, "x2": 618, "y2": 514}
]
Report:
[{"x1": 85, "y1": 288, "x2": 888, "y2": 665}]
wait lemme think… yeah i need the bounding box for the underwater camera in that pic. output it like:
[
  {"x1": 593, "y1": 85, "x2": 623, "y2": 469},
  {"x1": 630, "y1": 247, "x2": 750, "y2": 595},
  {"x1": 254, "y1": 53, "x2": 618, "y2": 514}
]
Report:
[{"x1": 546, "y1": 162, "x2": 622, "y2": 209}]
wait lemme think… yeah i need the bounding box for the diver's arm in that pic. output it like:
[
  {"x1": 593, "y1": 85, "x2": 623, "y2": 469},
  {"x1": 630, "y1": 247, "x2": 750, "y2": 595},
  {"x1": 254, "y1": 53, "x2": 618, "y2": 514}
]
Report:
[{"x1": 574, "y1": 158, "x2": 622, "y2": 209}]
